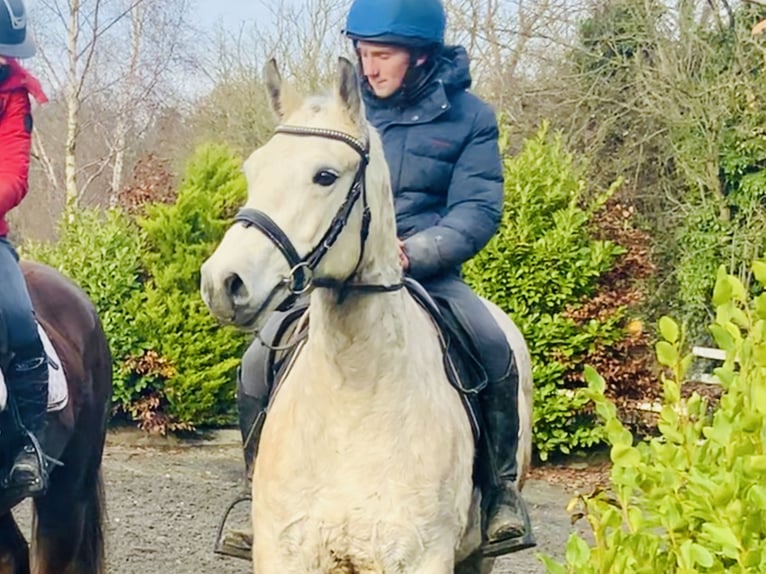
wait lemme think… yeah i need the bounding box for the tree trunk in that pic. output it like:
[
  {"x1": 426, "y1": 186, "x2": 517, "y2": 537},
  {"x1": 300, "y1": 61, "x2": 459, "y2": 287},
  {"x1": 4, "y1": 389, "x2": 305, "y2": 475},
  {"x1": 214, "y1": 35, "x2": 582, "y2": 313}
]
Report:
[{"x1": 65, "y1": 0, "x2": 81, "y2": 206}]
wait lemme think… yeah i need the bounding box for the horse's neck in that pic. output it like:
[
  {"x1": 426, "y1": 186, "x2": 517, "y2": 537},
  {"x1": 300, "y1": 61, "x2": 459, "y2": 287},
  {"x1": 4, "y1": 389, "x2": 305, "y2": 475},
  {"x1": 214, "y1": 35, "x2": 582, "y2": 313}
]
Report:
[
  {"x1": 307, "y1": 255, "x2": 412, "y2": 387},
  {"x1": 304, "y1": 139, "x2": 416, "y2": 386},
  {"x1": 309, "y1": 291, "x2": 408, "y2": 385}
]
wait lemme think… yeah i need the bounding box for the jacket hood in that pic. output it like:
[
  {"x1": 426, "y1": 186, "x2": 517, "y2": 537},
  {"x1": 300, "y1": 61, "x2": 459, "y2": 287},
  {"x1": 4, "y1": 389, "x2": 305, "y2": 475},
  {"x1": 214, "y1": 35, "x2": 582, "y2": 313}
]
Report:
[{"x1": 0, "y1": 58, "x2": 47, "y2": 103}]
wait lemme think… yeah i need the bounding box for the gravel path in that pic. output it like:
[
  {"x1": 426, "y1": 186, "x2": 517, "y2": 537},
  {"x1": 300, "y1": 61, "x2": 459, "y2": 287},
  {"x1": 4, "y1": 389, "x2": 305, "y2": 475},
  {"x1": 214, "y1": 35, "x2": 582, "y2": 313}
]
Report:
[{"x1": 13, "y1": 428, "x2": 588, "y2": 573}]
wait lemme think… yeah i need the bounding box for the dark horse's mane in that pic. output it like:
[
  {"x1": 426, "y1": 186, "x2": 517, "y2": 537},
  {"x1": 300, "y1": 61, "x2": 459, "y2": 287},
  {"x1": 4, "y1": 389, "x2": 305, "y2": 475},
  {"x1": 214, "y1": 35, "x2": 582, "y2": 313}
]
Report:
[{"x1": 0, "y1": 261, "x2": 111, "y2": 574}]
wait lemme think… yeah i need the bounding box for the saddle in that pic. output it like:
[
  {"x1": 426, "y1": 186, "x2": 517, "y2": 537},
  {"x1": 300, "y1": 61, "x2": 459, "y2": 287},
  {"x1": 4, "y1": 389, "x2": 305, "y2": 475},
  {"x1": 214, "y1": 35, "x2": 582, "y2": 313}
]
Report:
[{"x1": 261, "y1": 277, "x2": 486, "y2": 443}]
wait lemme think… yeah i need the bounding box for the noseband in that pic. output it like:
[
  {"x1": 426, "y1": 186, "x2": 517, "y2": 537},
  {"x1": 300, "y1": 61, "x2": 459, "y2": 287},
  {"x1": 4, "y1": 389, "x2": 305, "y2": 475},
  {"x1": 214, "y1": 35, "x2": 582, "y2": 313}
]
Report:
[{"x1": 233, "y1": 125, "x2": 403, "y2": 314}]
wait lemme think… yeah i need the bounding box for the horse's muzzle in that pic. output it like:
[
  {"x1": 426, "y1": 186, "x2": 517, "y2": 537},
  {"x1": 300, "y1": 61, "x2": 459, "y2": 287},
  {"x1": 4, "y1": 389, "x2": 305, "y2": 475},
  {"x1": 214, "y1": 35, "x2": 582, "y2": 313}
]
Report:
[{"x1": 200, "y1": 264, "x2": 249, "y2": 323}]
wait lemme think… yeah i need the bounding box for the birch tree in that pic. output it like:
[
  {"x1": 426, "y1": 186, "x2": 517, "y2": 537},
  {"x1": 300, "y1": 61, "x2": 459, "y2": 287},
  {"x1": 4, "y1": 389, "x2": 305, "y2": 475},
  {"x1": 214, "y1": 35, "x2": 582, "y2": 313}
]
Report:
[{"x1": 31, "y1": 0, "x2": 193, "y2": 206}]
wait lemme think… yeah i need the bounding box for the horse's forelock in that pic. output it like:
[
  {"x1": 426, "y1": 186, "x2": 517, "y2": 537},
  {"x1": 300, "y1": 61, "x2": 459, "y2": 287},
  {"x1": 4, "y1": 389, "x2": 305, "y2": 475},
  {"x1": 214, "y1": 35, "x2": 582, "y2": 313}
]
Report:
[{"x1": 281, "y1": 91, "x2": 364, "y2": 142}]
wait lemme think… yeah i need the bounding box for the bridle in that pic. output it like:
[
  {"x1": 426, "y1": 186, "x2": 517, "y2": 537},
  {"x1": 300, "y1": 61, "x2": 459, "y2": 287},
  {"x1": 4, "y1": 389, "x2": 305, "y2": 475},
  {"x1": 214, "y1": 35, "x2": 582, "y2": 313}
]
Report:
[{"x1": 232, "y1": 124, "x2": 404, "y2": 320}]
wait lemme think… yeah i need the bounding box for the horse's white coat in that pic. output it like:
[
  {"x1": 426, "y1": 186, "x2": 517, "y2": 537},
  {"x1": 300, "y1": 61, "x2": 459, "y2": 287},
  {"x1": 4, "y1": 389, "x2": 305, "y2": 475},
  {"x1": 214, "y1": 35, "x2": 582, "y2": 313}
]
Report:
[{"x1": 201, "y1": 59, "x2": 533, "y2": 574}]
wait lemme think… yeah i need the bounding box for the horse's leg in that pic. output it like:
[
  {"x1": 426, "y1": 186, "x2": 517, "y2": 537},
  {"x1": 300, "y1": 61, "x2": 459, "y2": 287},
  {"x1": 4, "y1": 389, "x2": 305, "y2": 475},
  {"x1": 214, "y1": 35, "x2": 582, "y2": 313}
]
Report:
[
  {"x1": 30, "y1": 415, "x2": 107, "y2": 574},
  {"x1": 31, "y1": 454, "x2": 106, "y2": 574},
  {"x1": 0, "y1": 512, "x2": 30, "y2": 574}
]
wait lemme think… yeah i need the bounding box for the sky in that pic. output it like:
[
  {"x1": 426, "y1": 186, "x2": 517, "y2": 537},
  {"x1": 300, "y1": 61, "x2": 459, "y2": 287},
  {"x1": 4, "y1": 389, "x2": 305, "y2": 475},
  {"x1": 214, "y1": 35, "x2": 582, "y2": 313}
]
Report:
[
  {"x1": 194, "y1": 0, "x2": 305, "y2": 31},
  {"x1": 24, "y1": 0, "x2": 308, "y2": 33}
]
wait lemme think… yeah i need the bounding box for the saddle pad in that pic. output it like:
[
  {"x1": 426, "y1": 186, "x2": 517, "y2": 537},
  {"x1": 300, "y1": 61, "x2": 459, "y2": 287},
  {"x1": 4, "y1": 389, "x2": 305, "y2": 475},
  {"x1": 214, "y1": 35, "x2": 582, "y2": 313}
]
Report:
[
  {"x1": 0, "y1": 324, "x2": 67, "y2": 414},
  {"x1": 39, "y1": 324, "x2": 69, "y2": 412}
]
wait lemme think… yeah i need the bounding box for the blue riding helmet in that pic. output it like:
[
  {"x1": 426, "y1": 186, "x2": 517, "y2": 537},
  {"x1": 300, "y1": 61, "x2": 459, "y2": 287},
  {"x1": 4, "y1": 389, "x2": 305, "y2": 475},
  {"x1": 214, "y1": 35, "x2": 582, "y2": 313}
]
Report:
[
  {"x1": 344, "y1": 0, "x2": 446, "y2": 48},
  {"x1": 0, "y1": 0, "x2": 36, "y2": 59}
]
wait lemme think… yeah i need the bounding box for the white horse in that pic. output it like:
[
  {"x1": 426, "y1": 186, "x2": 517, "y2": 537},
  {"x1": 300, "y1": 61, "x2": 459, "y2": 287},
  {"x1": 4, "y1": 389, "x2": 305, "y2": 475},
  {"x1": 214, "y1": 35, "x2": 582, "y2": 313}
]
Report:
[{"x1": 200, "y1": 57, "x2": 533, "y2": 574}]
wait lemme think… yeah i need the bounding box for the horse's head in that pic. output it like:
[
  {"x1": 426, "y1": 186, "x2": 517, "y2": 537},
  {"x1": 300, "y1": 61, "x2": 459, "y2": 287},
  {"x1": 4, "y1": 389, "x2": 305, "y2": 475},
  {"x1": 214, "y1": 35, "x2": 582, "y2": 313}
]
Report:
[{"x1": 201, "y1": 57, "x2": 397, "y2": 330}]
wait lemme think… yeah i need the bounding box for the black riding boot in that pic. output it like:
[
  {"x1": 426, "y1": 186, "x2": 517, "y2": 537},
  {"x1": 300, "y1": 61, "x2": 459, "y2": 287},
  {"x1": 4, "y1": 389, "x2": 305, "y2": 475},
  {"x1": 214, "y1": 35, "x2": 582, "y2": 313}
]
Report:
[
  {"x1": 216, "y1": 368, "x2": 268, "y2": 558},
  {"x1": 237, "y1": 370, "x2": 268, "y2": 485},
  {"x1": 481, "y1": 358, "x2": 526, "y2": 543},
  {"x1": 4, "y1": 355, "x2": 50, "y2": 498}
]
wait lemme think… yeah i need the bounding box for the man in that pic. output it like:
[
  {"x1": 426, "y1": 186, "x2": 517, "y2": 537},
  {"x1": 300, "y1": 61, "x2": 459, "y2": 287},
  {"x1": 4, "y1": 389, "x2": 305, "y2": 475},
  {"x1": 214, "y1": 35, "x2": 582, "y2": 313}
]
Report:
[
  {"x1": 0, "y1": 0, "x2": 51, "y2": 498},
  {"x1": 236, "y1": 0, "x2": 527, "y2": 551}
]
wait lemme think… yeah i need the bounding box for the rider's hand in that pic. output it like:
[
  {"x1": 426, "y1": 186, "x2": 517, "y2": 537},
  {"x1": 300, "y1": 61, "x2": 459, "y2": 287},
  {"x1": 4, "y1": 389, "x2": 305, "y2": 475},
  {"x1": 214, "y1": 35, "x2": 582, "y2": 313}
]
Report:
[{"x1": 398, "y1": 239, "x2": 410, "y2": 271}]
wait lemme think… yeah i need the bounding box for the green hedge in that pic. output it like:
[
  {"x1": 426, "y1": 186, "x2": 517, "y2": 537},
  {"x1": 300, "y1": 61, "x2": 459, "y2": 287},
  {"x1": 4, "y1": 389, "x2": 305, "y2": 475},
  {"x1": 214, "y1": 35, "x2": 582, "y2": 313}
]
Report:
[
  {"x1": 25, "y1": 143, "x2": 249, "y2": 429},
  {"x1": 544, "y1": 261, "x2": 766, "y2": 573}
]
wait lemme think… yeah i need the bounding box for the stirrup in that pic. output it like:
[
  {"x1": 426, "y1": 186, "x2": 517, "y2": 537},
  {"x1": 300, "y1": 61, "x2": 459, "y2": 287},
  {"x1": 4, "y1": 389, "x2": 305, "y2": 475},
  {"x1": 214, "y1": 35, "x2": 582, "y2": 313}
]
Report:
[
  {"x1": 19, "y1": 428, "x2": 64, "y2": 470},
  {"x1": 479, "y1": 493, "x2": 537, "y2": 558},
  {"x1": 1, "y1": 430, "x2": 63, "y2": 493},
  {"x1": 213, "y1": 493, "x2": 254, "y2": 561}
]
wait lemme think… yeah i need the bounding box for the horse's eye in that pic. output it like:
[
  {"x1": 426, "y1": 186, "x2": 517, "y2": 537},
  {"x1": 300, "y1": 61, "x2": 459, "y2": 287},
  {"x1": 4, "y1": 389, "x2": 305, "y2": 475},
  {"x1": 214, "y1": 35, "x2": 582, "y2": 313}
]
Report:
[{"x1": 313, "y1": 170, "x2": 338, "y2": 187}]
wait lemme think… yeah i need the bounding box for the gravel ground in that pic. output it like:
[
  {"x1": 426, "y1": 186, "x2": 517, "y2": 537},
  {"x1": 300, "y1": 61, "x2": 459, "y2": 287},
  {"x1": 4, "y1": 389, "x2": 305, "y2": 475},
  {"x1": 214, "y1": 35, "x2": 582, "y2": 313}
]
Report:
[{"x1": 13, "y1": 428, "x2": 590, "y2": 573}]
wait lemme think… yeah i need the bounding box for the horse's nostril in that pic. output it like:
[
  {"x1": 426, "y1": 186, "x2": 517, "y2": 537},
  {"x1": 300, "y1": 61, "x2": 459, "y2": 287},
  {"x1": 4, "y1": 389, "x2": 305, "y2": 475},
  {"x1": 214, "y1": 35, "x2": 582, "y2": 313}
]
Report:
[{"x1": 225, "y1": 273, "x2": 246, "y2": 301}]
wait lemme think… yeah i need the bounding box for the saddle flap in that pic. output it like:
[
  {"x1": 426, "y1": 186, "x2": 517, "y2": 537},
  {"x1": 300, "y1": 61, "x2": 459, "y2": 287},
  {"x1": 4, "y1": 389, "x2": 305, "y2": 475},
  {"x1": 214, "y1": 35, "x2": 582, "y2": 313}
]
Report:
[{"x1": 403, "y1": 277, "x2": 489, "y2": 394}]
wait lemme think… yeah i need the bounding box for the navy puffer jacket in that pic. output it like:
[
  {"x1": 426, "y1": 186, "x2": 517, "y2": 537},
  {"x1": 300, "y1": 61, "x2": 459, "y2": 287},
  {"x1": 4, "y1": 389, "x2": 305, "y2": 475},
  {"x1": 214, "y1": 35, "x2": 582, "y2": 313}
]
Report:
[{"x1": 362, "y1": 45, "x2": 504, "y2": 280}]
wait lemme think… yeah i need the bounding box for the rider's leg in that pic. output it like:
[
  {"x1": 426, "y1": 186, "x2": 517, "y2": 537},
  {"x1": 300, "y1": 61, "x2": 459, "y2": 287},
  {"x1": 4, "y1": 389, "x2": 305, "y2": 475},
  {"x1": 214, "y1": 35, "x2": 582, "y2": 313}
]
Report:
[
  {"x1": 0, "y1": 238, "x2": 50, "y2": 497},
  {"x1": 238, "y1": 301, "x2": 309, "y2": 484},
  {"x1": 238, "y1": 338, "x2": 272, "y2": 485},
  {"x1": 222, "y1": 303, "x2": 309, "y2": 556},
  {"x1": 422, "y1": 275, "x2": 526, "y2": 542}
]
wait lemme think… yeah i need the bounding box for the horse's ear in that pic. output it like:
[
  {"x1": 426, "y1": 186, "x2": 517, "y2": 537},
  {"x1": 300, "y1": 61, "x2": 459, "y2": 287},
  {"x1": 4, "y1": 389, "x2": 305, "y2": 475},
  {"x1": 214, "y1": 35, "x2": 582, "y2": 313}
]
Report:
[
  {"x1": 337, "y1": 56, "x2": 363, "y2": 125},
  {"x1": 263, "y1": 58, "x2": 285, "y2": 120}
]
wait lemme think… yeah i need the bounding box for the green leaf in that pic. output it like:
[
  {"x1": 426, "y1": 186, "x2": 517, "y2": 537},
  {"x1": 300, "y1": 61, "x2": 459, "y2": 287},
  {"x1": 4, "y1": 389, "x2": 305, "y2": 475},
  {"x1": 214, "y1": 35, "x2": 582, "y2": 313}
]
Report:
[
  {"x1": 611, "y1": 443, "x2": 640, "y2": 467},
  {"x1": 565, "y1": 534, "x2": 591, "y2": 566},
  {"x1": 691, "y1": 543, "x2": 714, "y2": 568},
  {"x1": 755, "y1": 294, "x2": 766, "y2": 320},
  {"x1": 539, "y1": 554, "x2": 567, "y2": 574},
  {"x1": 702, "y1": 523, "x2": 741, "y2": 555},
  {"x1": 656, "y1": 341, "x2": 678, "y2": 367},
  {"x1": 712, "y1": 268, "x2": 733, "y2": 306},
  {"x1": 731, "y1": 306, "x2": 750, "y2": 329},
  {"x1": 710, "y1": 324, "x2": 736, "y2": 352},
  {"x1": 748, "y1": 485, "x2": 766, "y2": 508},
  {"x1": 745, "y1": 455, "x2": 766, "y2": 473},
  {"x1": 663, "y1": 377, "x2": 681, "y2": 404},
  {"x1": 754, "y1": 383, "x2": 766, "y2": 415},
  {"x1": 753, "y1": 260, "x2": 766, "y2": 286},
  {"x1": 729, "y1": 276, "x2": 747, "y2": 302},
  {"x1": 659, "y1": 316, "x2": 680, "y2": 343},
  {"x1": 627, "y1": 505, "x2": 643, "y2": 531},
  {"x1": 584, "y1": 365, "x2": 606, "y2": 394},
  {"x1": 680, "y1": 539, "x2": 694, "y2": 570}
]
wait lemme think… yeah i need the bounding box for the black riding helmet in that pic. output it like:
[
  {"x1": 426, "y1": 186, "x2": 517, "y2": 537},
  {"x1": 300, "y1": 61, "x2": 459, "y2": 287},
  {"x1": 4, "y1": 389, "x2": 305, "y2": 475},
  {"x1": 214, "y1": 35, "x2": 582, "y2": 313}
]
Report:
[{"x1": 0, "y1": 0, "x2": 36, "y2": 59}]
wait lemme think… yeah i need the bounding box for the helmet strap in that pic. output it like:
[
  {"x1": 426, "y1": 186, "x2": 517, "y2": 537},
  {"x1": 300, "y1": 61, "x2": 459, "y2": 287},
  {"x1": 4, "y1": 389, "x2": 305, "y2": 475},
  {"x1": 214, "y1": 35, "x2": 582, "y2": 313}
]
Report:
[{"x1": 399, "y1": 46, "x2": 439, "y2": 100}]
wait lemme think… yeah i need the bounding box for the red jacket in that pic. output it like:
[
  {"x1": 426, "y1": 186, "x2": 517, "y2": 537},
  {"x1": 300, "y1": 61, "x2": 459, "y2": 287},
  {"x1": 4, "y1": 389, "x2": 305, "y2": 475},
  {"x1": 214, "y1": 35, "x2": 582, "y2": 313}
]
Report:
[{"x1": 0, "y1": 59, "x2": 47, "y2": 237}]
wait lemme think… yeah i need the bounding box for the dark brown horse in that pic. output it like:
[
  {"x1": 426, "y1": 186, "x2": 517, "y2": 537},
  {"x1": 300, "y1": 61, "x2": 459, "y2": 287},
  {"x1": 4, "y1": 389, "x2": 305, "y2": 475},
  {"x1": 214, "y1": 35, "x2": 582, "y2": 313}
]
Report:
[{"x1": 0, "y1": 262, "x2": 112, "y2": 574}]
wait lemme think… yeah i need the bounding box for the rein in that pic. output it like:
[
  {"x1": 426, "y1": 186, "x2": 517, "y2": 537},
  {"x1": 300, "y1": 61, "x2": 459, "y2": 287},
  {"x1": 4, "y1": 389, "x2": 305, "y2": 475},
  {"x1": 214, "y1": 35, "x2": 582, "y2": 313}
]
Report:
[{"x1": 233, "y1": 124, "x2": 404, "y2": 316}]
